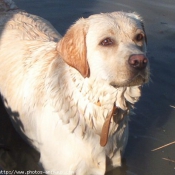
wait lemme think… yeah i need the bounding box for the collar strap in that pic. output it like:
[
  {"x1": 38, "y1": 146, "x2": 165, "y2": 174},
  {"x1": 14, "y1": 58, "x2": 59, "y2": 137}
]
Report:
[{"x1": 100, "y1": 103, "x2": 117, "y2": 147}]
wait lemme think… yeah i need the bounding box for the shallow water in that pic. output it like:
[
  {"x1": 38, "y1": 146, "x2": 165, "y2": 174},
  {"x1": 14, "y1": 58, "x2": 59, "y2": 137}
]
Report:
[{"x1": 0, "y1": 0, "x2": 175, "y2": 174}]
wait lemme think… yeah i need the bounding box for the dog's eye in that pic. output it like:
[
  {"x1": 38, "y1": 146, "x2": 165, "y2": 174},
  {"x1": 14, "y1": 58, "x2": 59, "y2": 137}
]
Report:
[
  {"x1": 100, "y1": 38, "x2": 113, "y2": 46},
  {"x1": 135, "y1": 33, "x2": 144, "y2": 42}
]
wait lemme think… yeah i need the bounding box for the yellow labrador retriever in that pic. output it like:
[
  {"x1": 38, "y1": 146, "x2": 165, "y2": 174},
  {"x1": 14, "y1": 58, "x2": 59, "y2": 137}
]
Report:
[{"x1": 0, "y1": 0, "x2": 149, "y2": 174}]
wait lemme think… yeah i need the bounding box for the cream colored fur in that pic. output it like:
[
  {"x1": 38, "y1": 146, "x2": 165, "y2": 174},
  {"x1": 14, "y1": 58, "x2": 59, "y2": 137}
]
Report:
[{"x1": 0, "y1": 1, "x2": 149, "y2": 175}]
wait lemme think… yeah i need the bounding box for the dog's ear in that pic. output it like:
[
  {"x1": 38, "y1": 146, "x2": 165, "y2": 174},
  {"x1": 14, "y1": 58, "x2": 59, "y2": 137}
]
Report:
[{"x1": 57, "y1": 18, "x2": 89, "y2": 78}]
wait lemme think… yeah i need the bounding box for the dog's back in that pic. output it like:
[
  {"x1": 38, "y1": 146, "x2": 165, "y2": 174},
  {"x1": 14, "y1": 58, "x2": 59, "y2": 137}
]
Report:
[
  {"x1": 0, "y1": 0, "x2": 60, "y2": 41},
  {"x1": 0, "y1": 0, "x2": 62, "y2": 144}
]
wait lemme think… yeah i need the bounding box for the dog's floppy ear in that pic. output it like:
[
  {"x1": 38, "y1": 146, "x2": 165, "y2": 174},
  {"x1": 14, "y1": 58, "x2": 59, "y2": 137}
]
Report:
[{"x1": 57, "y1": 18, "x2": 89, "y2": 78}]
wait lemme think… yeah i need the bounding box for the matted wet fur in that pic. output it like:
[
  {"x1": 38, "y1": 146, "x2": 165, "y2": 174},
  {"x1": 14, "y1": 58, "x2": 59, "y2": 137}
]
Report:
[{"x1": 0, "y1": 0, "x2": 149, "y2": 174}]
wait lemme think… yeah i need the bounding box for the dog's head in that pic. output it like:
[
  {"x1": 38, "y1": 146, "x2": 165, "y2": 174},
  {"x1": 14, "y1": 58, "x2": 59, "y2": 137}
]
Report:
[{"x1": 57, "y1": 12, "x2": 149, "y2": 87}]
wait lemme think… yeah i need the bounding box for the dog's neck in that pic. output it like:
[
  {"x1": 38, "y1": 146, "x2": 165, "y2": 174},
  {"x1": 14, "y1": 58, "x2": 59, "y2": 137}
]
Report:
[
  {"x1": 69, "y1": 68, "x2": 141, "y2": 133},
  {"x1": 48, "y1": 60, "x2": 141, "y2": 142}
]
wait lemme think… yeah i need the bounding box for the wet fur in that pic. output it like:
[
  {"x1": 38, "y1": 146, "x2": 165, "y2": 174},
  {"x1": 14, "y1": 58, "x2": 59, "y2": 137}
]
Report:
[{"x1": 0, "y1": 1, "x2": 149, "y2": 174}]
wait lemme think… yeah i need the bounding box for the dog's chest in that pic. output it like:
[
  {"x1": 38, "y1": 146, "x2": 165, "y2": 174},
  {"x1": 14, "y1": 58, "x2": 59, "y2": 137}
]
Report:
[{"x1": 51, "y1": 70, "x2": 133, "y2": 140}]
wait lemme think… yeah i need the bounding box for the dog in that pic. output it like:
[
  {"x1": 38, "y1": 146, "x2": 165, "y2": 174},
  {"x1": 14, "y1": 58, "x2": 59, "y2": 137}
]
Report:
[{"x1": 0, "y1": 0, "x2": 149, "y2": 174}]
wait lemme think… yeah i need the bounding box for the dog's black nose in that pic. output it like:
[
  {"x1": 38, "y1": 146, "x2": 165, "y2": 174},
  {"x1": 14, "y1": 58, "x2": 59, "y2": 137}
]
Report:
[{"x1": 128, "y1": 54, "x2": 148, "y2": 70}]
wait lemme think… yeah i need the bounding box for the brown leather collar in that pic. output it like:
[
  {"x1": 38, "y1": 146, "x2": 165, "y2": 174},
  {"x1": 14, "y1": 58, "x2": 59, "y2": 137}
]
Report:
[{"x1": 100, "y1": 103, "x2": 117, "y2": 147}]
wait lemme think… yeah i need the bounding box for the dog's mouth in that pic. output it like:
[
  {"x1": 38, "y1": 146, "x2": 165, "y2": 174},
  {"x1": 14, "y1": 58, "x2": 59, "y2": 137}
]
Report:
[
  {"x1": 110, "y1": 71, "x2": 149, "y2": 88},
  {"x1": 127, "y1": 72, "x2": 148, "y2": 86}
]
